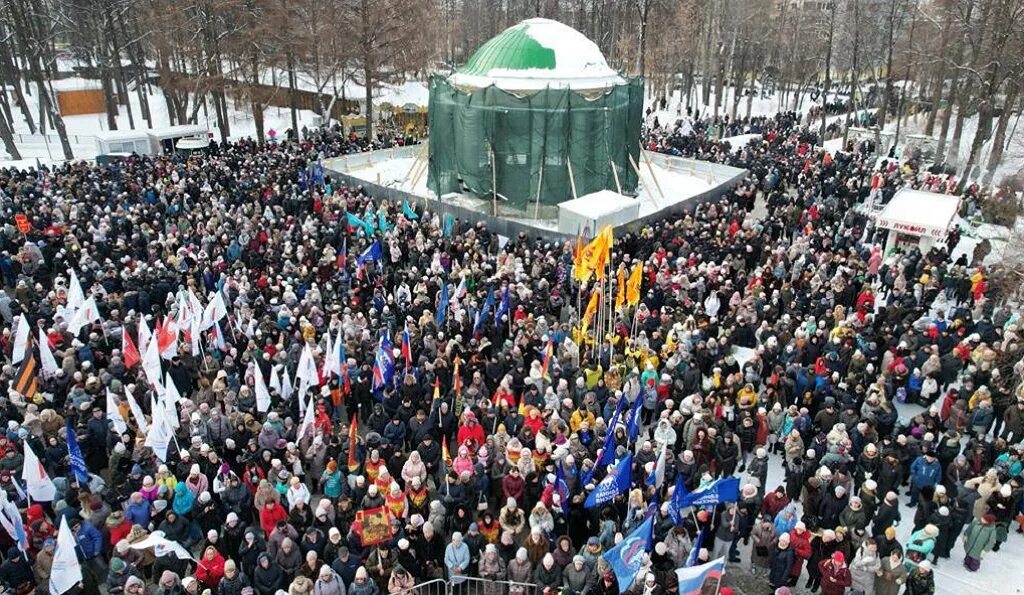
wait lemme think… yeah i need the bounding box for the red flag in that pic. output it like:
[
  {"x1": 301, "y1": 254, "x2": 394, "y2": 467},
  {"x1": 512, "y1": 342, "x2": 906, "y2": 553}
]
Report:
[{"x1": 122, "y1": 328, "x2": 141, "y2": 368}]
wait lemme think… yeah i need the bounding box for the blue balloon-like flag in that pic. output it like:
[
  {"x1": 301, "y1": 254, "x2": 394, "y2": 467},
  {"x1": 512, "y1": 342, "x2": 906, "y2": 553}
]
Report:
[
  {"x1": 602, "y1": 515, "x2": 653, "y2": 593},
  {"x1": 65, "y1": 421, "x2": 91, "y2": 484},
  {"x1": 584, "y1": 453, "x2": 633, "y2": 509}
]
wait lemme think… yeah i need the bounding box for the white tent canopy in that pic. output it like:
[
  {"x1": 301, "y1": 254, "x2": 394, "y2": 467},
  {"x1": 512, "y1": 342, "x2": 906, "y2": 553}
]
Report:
[{"x1": 875, "y1": 188, "x2": 960, "y2": 239}]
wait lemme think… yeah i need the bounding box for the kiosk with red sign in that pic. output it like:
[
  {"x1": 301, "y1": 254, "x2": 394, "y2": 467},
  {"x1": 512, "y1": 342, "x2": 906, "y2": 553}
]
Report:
[{"x1": 874, "y1": 188, "x2": 960, "y2": 254}]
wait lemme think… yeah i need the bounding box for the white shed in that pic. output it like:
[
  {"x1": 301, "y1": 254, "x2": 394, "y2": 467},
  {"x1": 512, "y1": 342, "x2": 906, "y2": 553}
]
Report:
[
  {"x1": 875, "y1": 188, "x2": 960, "y2": 253},
  {"x1": 558, "y1": 190, "x2": 639, "y2": 236},
  {"x1": 94, "y1": 125, "x2": 211, "y2": 157}
]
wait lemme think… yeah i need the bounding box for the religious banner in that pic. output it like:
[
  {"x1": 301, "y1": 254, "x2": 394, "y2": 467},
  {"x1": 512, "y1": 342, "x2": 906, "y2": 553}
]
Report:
[{"x1": 353, "y1": 506, "x2": 393, "y2": 546}]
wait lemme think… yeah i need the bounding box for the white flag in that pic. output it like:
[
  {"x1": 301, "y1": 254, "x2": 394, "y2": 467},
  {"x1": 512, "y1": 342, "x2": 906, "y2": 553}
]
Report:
[
  {"x1": 142, "y1": 335, "x2": 162, "y2": 388},
  {"x1": 269, "y1": 365, "x2": 283, "y2": 396},
  {"x1": 49, "y1": 517, "x2": 83, "y2": 595},
  {"x1": 296, "y1": 344, "x2": 319, "y2": 383},
  {"x1": 253, "y1": 362, "x2": 271, "y2": 413},
  {"x1": 202, "y1": 291, "x2": 227, "y2": 330},
  {"x1": 21, "y1": 441, "x2": 57, "y2": 502},
  {"x1": 129, "y1": 529, "x2": 194, "y2": 560},
  {"x1": 323, "y1": 331, "x2": 343, "y2": 378},
  {"x1": 138, "y1": 316, "x2": 152, "y2": 358},
  {"x1": 38, "y1": 328, "x2": 60, "y2": 376},
  {"x1": 125, "y1": 389, "x2": 149, "y2": 434},
  {"x1": 67, "y1": 296, "x2": 101, "y2": 336},
  {"x1": 162, "y1": 373, "x2": 181, "y2": 430},
  {"x1": 297, "y1": 393, "x2": 316, "y2": 441},
  {"x1": 11, "y1": 314, "x2": 29, "y2": 365},
  {"x1": 66, "y1": 270, "x2": 85, "y2": 314},
  {"x1": 106, "y1": 390, "x2": 128, "y2": 435},
  {"x1": 144, "y1": 400, "x2": 173, "y2": 461},
  {"x1": 280, "y1": 367, "x2": 293, "y2": 401}
]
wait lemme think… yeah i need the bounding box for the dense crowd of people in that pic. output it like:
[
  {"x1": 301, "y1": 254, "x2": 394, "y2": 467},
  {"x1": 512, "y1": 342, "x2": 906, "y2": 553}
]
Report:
[{"x1": 0, "y1": 104, "x2": 1019, "y2": 595}]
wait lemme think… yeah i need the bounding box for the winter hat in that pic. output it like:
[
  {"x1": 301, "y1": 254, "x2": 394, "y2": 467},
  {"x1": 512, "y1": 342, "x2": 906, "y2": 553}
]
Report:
[
  {"x1": 111, "y1": 558, "x2": 127, "y2": 573},
  {"x1": 831, "y1": 552, "x2": 845, "y2": 565}
]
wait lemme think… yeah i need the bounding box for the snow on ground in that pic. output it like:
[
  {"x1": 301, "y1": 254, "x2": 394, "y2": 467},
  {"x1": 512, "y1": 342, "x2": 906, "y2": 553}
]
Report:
[
  {"x1": 332, "y1": 146, "x2": 718, "y2": 225},
  {"x1": 720, "y1": 134, "x2": 762, "y2": 153},
  {"x1": 3, "y1": 82, "x2": 326, "y2": 162}
]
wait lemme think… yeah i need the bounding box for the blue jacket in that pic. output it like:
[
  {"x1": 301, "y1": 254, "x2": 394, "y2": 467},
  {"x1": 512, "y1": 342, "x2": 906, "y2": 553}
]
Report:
[
  {"x1": 75, "y1": 521, "x2": 104, "y2": 559},
  {"x1": 125, "y1": 499, "x2": 152, "y2": 527},
  {"x1": 909, "y1": 455, "x2": 940, "y2": 487}
]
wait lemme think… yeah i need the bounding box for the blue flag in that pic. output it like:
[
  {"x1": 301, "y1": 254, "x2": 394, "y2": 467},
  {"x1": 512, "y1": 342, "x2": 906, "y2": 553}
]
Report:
[
  {"x1": 678, "y1": 477, "x2": 740, "y2": 508},
  {"x1": 65, "y1": 421, "x2": 90, "y2": 484},
  {"x1": 602, "y1": 515, "x2": 653, "y2": 593},
  {"x1": 356, "y1": 241, "x2": 382, "y2": 268},
  {"x1": 668, "y1": 473, "x2": 689, "y2": 524},
  {"x1": 585, "y1": 453, "x2": 633, "y2": 509},
  {"x1": 346, "y1": 213, "x2": 375, "y2": 235},
  {"x1": 685, "y1": 529, "x2": 705, "y2": 567},
  {"x1": 553, "y1": 461, "x2": 570, "y2": 513},
  {"x1": 495, "y1": 286, "x2": 510, "y2": 329},
  {"x1": 313, "y1": 159, "x2": 325, "y2": 186},
  {"x1": 582, "y1": 396, "x2": 626, "y2": 486},
  {"x1": 473, "y1": 288, "x2": 495, "y2": 337},
  {"x1": 402, "y1": 200, "x2": 419, "y2": 220},
  {"x1": 371, "y1": 335, "x2": 395, "y2": 398},
  {"x1": 377, "y1": 209, "x2": 392, "y2": 233},
  {"x1": 443, "y1": 214, "x2": 454, "y2": 237},
  {"x1": 435, "y1": 282, "x2": 450, "y2": 326},
  {"x1": 626, "y1": 394, "x2": 644, "y2": 442},
  {"x1": 298, "y1": 169, "x2": 307, "y2": 191}
]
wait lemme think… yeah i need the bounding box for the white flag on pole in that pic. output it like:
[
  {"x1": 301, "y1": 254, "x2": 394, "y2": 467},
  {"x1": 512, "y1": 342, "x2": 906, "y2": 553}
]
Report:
[
  {"x1": 125, "y1": 389, "x2": 149, "y2": 434},
  {"x1": 202, "y1": 291, "x2": 227, "y2": 330},
  {"x1": 142, "y1": 335, "x2": 162, "y2": 388},
  {"x1": 280, "y1": 367, "x2": 294, "y2": 402},
  {"x1": 38, "y1": 328, "x2": 61, "y2": 376},
  {"x1": 144, "y1": 400, "x2": 173, "y2": 461},
  {"x1": 49, "y1": 517, "x2": 83, "y2": 595},
  {"x1": 297, "y1": 393, "x2": 316, "y2": 441},
  {"x1": 106, "y1": 390, "x2": 128, "y2": 435},
  {"x1": 11, "y1": 314, "x2": 29, "y2": 365},
  {"x1": 66, "y1": 270, "x2": 85, "y2": 314},
  {"x1": 67, "y1": 296, "x2": 101, "y2": 336},
  {"x1": 129, "y1": 530, "x2": 195, "y2": 560},
  {"x1": 254, "y1": 362, "x2": 271, "y2": 413},
  {"x1": 21, "y1": 441, "x2": 57, "y2": 502},
  {"x1": 138, "y1": 316, "x2": 152, "y2": 358}
]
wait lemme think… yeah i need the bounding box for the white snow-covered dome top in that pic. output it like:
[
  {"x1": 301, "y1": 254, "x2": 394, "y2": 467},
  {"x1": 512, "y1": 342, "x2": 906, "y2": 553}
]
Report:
[{"x1": 448, "y1": 18, "x2": 626, "y2": 92}]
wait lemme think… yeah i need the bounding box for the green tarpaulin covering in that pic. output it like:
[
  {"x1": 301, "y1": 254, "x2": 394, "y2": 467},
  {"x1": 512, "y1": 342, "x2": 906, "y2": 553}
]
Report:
[{"x1": 427, "y1": 75, "x2": 643, "y2": 211}]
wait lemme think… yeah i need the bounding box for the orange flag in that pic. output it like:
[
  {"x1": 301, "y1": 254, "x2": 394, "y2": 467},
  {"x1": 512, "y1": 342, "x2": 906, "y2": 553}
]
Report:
[
  {"x1": 582, "y1": 288, "x2": 601, "y2": 331},
  {"x1": 626, "y1": 262, "x2": 644, "y2": 306},
  {"x1": 615, "y1": 265, "x2": 626, "y2": 311},
  {"x1": 347, "y1": 415, "x2": 359, "y2": 472}
]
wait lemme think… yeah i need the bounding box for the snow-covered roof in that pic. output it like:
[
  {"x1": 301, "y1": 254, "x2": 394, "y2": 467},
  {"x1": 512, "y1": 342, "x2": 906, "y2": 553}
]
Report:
[
  {"x1": 560, "y1": 190, "x2": 633, "y2": 217},
  {"x1": 449, "y1": 19, "x2": 626, "y2": 92},
  {"x1": 50, "y1": 78, "x2": 103, "y2": 91},
  {"x1": 876, "y1": 188, "x2": 960, "y2": 239}
]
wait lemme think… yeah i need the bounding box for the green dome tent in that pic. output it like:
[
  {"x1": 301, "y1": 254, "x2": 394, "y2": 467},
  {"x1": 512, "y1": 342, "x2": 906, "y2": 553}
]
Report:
[{"x1": 428, "y1": 18, "x2": 643, "y2": 213}]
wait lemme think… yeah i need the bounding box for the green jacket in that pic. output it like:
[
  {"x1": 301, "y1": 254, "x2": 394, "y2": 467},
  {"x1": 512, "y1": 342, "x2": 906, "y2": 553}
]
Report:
[{"x1": 963, "y1": 519, "x2": 997, "y2": 559}]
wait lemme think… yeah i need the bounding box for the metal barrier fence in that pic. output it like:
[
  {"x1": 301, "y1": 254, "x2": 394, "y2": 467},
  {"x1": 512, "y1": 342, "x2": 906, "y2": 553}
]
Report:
[
  {"x1": 395, "y1": 577, "x2": 542, "y2": 595},
  {"x1": 392, "y1": 578, "x2": 451, "y2": 595}
]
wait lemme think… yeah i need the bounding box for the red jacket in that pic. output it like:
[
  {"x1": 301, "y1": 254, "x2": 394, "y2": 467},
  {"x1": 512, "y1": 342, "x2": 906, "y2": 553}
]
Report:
[
  {"x1": 817, "y1": 560, "x2": 852, "y2": 595},
  {"x1": 259, "y1": 502, "x2": 288, "y2": 536}
]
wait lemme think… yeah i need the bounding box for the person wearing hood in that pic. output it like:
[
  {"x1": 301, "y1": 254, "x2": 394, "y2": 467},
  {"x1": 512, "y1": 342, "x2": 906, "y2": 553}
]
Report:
[
  {"x1": 252, "y1": 552, "x2": 285, "y2": 595},
  {"x1": 506, "y1": 548, "x2": 533, "y2": 595},
  {"x1": 195, "y1": 545, "x2": 226, "y2": 589},
  {"x1": 217, "y1": 559, "x2": 249, "y2": 595}
]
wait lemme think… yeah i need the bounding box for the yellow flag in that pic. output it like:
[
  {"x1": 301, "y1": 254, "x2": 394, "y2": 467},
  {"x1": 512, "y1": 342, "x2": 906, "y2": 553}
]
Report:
[
  {"x1": 626, "y1": 262, "x2": 643, "y2": 305},
  {"x1": 582, "y1": 288, "x2": 601, "y2": 332},
  {"x1": 615, "y1": 266, "x2": 626, "y2": 310},
  {"x1": 580, "y1": 226, "x2": 613, "y2": 281}
]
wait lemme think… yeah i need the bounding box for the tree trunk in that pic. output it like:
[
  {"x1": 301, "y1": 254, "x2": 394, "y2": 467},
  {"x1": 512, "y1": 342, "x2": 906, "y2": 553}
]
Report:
[
  {"x1": 287, "y1": 51, "x2": 299, "y2": 140},
  {"x1": 364, "y1": 64, "x2": 374, "y2": 141},
  {"x1": 0, "y1": 32, "x2": 34, "y2": 134},
  {"x1": 0, "y1": 107, "x2": 20, "y2": 159},
  {"x1": 984, "y1": 82, "x2": 1018, "y2": 181},
  {"x1": 877, "y1": 0, "x2": 899, "y2": 129},
  {"x1": 819, "y1": 3, "x2": 836, "y2": 142},
  {"x1": 947, "y1": 98, "x2": 967, "y2": 166},
  {"x1": 101, "y1": 71, "x2": 119, "y2": 130}
]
